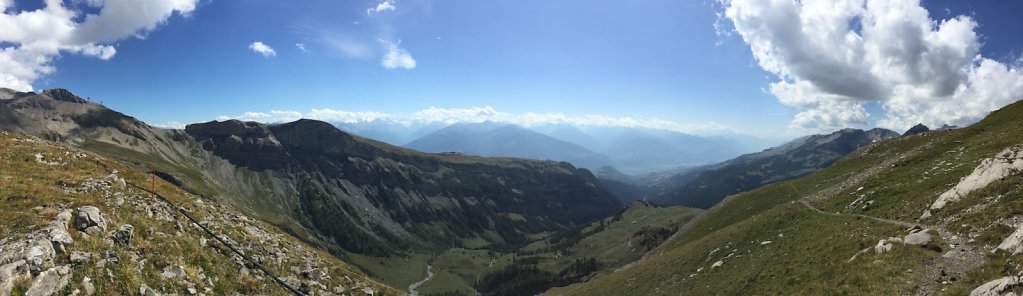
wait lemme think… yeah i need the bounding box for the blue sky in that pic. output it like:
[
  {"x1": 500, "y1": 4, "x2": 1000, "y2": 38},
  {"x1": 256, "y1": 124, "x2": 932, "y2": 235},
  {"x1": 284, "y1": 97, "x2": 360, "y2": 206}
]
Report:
[{"x1": 3, "y1": 0, "x2": 1022, "y2": 137}]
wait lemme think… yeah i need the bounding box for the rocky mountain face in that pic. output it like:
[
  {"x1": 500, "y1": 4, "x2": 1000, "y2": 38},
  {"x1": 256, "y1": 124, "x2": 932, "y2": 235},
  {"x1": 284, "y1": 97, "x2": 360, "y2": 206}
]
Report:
[
  {"x1": 405, "y1": 122, "x2": 615, "y2": 170},
  {"x1": 0, "y1": 88, "x2": 622, "y2": 262},
  {"x1": 185, "y1": 119, "x2": 622, "y2": 255},
  {"x1": 903, "y1": 123, "x2": 931, "y2": 136},
  {"x1": 555, "y1": 99, "x2": 1023, "y2": 295},
  {"x1": 0, "y1": 131, "x2": 393, "y2": 295},
  {"x1": 649, "y1": 127, "x2": 900, "y2": 208}
]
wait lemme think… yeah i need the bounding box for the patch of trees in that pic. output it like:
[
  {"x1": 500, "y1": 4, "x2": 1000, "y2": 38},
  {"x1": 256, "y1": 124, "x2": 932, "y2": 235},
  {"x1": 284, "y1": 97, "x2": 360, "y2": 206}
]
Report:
[
  {"x1": 632, "y1": 225, "x2": 677, "y2": 252},
  {"x1": 477, "y1": 257, "x2": 600, "y2": 296},
  {"x1": 518, "y1": 219, "x2": 609, "y2": 256},
  {"x1": 294, "y1": 176, "x2": 399, "y2": 256}
]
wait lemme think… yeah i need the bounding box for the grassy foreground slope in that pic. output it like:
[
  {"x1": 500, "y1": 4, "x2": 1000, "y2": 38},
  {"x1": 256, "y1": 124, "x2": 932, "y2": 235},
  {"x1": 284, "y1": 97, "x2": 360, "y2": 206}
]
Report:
[
  {"x1": 558, "y1": 100, "x2": 1023, "y2": 295},
  {"x1": 0, "y1": 132, "x2": 398, "y2": 295}
]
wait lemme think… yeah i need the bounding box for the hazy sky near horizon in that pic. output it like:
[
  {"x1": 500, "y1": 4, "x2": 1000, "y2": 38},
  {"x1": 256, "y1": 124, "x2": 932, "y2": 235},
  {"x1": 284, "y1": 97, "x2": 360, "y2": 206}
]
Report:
[{"x1": 1, "y1": 0, "x2": 1021, "y2": 137}]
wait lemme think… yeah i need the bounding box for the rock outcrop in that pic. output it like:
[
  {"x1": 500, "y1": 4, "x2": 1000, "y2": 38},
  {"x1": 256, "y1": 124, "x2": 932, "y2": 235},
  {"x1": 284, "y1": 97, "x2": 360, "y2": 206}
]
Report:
[
  {"x1": 903, "y1": 231, "x2": 933, "y2": 246},
  {"x1": 875, "y1": 237, "x2": 903, "y2": 254},
  {"x1": 112, "y1": 224, "x2": 134, "y2": 246},
  {"x1": 75, "y1": 206, "x2": 108, "y2": 236},
  {"x1": 971, "y1": 276, "x2": 1023, "y2": 296},
  {"x1": 931, "y1": 146, "x2": 1023, "y2": 210},
  {"x1": 0, "y1": 210, "x2": 80, "y2": 296},
  {"x1": 24, "y1": 265, "x2": 70, "y2": 296},
  {"x1": 46, "y1": 210, "x2": 74, "y2": 254},
  {"x1": 996, "y1": 224, "x2": 1023, "y2": 255}
]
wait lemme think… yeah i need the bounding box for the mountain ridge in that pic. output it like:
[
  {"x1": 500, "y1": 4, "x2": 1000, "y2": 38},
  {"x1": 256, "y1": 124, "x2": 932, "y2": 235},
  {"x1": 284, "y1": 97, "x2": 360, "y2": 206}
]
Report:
[
  {"x1": 647, "y1": 127, "x2": 900, "y2": 208},
  {"x1": 0, "y1": 87, "x2": 623, "y2": 264}
]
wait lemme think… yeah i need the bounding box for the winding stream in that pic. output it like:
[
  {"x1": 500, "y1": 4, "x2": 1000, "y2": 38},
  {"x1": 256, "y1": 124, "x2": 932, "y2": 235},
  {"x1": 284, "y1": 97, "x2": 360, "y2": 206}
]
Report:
[{"x1": 408, "y1": 264, "x2": 435, "y2": 296}]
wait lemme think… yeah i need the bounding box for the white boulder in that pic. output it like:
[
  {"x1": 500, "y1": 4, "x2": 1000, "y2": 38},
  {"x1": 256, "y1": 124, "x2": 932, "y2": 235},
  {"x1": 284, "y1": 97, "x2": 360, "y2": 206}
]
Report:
[
  {"x1": 904, "y1": 231, "x2": 933, "y2": 246},
  {"x1": 932, "y1": 146, "x2": 1023, "y2": 210},
  {"x1": 971, "y1": 276, "x2": 1023, "y2": 296}
]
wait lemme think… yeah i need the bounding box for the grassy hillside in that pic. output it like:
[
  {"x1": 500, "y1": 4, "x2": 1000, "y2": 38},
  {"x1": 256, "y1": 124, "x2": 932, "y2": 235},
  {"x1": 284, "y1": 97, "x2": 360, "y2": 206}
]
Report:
[
  {"x1": 558, "y1": 100, "x2": 1023, "y2": 295},
  {"x1": 0, "y1": 132, "x2": 398, "y2": 295}
]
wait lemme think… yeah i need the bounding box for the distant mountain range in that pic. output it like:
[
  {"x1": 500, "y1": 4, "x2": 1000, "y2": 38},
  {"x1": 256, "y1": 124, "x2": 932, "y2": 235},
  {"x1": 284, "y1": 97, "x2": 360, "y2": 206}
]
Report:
[
  {"x1": 391, "y1": 116, "x2": 905, "y2": 210},
  {"x1": 591, "y1": 126, "x2": 741, "y2": 173},
  {"x1": 646, "y1": 128, "x2": 901, "y2": 208},
  {"x1": 331, "y1": 120, "x2": 777, "y2": 174},
  {"x1": 334, "y1": 120, "x2": 446, "y2": 146},
  {"x1": 405, "y1": 122, "x2": 615, "y2": 169}
]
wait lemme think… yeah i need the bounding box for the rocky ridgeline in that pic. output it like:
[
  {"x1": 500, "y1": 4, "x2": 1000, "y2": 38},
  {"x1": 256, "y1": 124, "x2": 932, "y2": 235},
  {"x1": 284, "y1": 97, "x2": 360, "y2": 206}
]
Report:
[{"x1": 0, "y1": 133, "x2": 394, "y2": 295}]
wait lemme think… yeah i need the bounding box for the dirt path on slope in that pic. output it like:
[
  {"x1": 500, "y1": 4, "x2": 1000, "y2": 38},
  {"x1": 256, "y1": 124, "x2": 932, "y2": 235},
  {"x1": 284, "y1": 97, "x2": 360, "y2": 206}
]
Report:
[
  {"x1": 797, "y1": 199, "x2": 920, "y2": 228},
  {"x1": 790, "y1": 140, "x2": 986, "y2": 295}
]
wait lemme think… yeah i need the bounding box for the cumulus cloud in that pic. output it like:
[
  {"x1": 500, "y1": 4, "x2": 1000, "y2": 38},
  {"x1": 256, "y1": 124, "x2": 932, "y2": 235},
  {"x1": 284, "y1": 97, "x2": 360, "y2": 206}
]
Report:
[
  {"x1": 366, "y1": 0, "x2": 396, "y2": 16},
  {"x1": 295, "y1": 43, "x2": 308, "y2": 53},
  {"x1": 380, "y1": 40, "x2": 416, "y2": 69},
  {"x1": 718, "y1": 0, "x2": 1023, "y2": 131},
  {"x1": 213, "y1": 106, "x2": 730, "y2": 134},
  {"x1": 0, "y1": 0, "x2": 197, "y2": 91},
  {"x1": 248, "y1": 41, "x2": 276, "y2": 57}
]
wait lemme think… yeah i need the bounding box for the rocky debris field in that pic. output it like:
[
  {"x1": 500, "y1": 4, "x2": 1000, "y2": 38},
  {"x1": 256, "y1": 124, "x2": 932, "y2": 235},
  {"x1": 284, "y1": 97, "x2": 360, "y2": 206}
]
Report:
[{"x1": 0, "y1": 132, "x2": 400, "y2": 295}]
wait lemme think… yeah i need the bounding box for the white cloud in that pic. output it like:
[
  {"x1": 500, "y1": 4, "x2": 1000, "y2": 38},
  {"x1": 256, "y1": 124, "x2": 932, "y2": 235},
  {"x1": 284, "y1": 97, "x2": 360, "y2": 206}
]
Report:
[
  {"x1": 719, "y1": 0, "x2": 1023, "y2": 131},
  {"x1": 153, "y1": 121, "x2": 186, "y2": 129},
  {"x1": 409, "y1": 106, "x2": 731, "y2": 133},
  {"x1": 212, "y1": 106, "x2": 730, "y2": 134},
  {"x1": 320, "y1": 33, "x2": 372, "y2": 59},
  {"x1": 0, "y1": 0, "x2": 197, "y2": 91},
  {"x1": 295, "y1": 43, "x2": 308, "y2": 53},
  {"x1": 366, "y1": 0, "x2": 396, "y2": 16},
  {"x1": 380, "y1": 39, "x2": 415, "y2": 69},
  {"x1": 217, "y1": 110, "x2": 301, "y2": 123},
  {"x1": 248, "y1": 41, "x2": 276, "y2": 57},
  {"x1": 412, "y1": 106, "x2": 500, "y2": 124},
  {"x1": 307, "y1": 108, "x2": 392, "y2": 123}
]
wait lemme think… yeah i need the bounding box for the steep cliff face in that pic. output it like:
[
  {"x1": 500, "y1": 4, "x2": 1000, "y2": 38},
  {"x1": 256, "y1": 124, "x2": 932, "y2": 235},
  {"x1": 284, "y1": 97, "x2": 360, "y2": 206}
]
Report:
[
  {"x1": 186, "y1": 120, "x2": 289, "y2": 171},
  {"x1": 184, "y1": 118, "x2": 623, "y2": 255}
]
